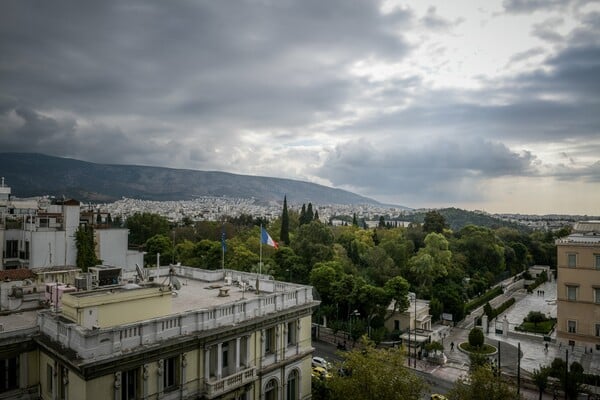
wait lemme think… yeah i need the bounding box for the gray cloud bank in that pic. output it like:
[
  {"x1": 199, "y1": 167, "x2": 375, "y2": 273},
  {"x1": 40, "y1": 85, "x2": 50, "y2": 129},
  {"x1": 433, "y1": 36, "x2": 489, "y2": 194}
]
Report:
[{"x1": 0, "y1": 1, "x2": 598, "y2": 209}]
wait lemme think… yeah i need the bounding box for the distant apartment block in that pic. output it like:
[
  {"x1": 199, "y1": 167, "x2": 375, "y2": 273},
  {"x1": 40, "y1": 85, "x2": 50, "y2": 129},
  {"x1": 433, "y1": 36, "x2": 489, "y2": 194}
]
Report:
[
  {"x1": 0, "y1": 180, "x2": 143, "y2": 272},
  {"x1": 556, "y1": 221, "x2": 600, "y2": 350}
]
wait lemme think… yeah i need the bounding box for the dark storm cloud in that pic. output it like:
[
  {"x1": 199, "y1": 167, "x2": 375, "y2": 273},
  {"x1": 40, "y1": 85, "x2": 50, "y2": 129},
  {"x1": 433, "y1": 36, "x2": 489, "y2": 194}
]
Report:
[
  {"x1": 502, "y1": 0, "x2": 572, "y2": 13},
  {"x1": 315, "y1": 137, "x2": 538, "y2": 203}
]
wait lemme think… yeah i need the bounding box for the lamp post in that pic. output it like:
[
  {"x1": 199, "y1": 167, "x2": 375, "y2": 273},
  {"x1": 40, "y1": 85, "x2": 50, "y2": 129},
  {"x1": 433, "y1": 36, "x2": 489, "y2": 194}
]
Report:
[{"x1": 414, "y1": 292, "x2": 418, "y2": 368}]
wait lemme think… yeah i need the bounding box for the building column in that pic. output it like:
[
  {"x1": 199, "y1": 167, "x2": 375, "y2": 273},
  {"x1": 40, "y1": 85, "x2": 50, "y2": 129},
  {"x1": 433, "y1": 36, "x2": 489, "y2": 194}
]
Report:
[
  {"x1": 113, "y1": 371, "x2": 121, "y2": 400},
  {"x1": 274, "y1": 325, "x2": 280, "y2": 362},
  {"x1": 157, "y1": 359, "x2": 164, "y2": 396},
  {"x1": 235, "y1": 337, "x2": 241, "y2": 372},
  {"x1": 260, "y1": 329, "x2": 266, "y2": 360},
  {"x1": 217, "y1": 342, "x2": 223, "y2": 379},
  {"x1": 282, "y1": 324, "x2": 288, "y2": 361},
  {"x1": 296, "y1": 319, "x2": 301, "y2": 354},
  {"x1": 246, "y1": 335, "x2": 251, "y2": 368},
  {"x1": 204, "y1": 347, "x2": 211, "y2": 381},
  {"x1": 181, "y1": 354, "x2": 188, "y2": 397},
  {"x1": 62, "y1": 366, "x2": 69, "y2": 400},
  {"x1": 142, "y1": 364, "x2": 149, "y2": 400}
]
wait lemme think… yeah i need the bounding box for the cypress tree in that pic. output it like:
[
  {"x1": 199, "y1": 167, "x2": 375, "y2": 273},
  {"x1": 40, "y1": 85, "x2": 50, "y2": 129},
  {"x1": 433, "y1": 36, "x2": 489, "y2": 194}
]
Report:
[
  {"x1": 280, "y1": 195, "x2": 290, "y2": 245},
  {"x1": 306, "y1": 203, "x2": 314, "y2": 222},
  {"x1": 300, "y1": 204, "x2": 307, "y2": 225},
  {"x1": 314, "y1": 209, "x2": 319, "y2": 222},
  {"x1": 352, "y1": 213, "x2": 358, "y2": 227}
]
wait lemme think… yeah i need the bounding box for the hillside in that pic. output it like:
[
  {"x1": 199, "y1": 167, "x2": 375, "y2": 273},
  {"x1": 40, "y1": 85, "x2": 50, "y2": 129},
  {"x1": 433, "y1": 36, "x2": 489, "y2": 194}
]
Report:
[
  {"x1": 0, "y1": 153, "x2": 390, "y2": 206},
  {"x1": 401, "y1": 208, "x2": 530, "y2": 232}
]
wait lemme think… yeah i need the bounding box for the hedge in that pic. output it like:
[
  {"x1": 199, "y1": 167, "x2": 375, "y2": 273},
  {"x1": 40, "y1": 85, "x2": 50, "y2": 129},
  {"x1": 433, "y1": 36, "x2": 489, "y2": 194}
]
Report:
[
  {"x1": 490, "y1": 298, "x2": 515, "y2": 319},
  {"x1": 466, "y1": 286, "x2": 503, "y2": 313}
]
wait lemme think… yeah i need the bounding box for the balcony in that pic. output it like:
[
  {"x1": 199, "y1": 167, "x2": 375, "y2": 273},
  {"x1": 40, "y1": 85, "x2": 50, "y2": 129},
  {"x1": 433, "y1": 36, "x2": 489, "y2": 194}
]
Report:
[{"x1": 204, "y1": 366, "x2": 257, "y2": 399}]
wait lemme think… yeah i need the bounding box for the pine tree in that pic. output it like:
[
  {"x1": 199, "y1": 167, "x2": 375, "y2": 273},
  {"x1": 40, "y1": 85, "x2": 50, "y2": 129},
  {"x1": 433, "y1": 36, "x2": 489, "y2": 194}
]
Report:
[{"x1": 280, "y1": 195, "x2": 290, "y2": 245}]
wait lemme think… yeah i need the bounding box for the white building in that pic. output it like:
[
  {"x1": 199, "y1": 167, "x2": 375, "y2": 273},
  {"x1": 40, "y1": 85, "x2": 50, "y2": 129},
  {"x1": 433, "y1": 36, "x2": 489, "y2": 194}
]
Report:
[{"x1": 0, "y1": 180, "x2": 143, "y2": 272}]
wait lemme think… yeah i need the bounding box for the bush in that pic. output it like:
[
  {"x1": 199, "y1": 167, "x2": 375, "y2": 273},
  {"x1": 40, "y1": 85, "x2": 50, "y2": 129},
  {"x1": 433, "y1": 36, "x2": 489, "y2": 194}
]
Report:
[
  {"x1": 524, "y1": 311, "x2": 548, "y2": 325},
  {"x1": 468, "y1": 328, "x2": 484, "y2": 348}
]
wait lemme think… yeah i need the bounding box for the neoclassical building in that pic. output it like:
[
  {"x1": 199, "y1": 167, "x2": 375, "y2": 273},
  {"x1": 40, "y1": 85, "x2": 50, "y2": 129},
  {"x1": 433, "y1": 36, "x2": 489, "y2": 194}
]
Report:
[
  {"x1": 0, "y1": 266, "x2": 318, "y2": 399},
  {"x1": 556, "y1": 221, "x2": 600, "y2": 351}
]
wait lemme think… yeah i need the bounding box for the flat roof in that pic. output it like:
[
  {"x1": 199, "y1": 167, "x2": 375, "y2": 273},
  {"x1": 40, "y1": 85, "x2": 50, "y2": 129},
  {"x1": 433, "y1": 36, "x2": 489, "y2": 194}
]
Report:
[
  {"x1": 171, "y1": 277, "x2": 263, "y2": 313},
  {"x1": 0, "y1": 310, "x2": 38, "y2": 333}
]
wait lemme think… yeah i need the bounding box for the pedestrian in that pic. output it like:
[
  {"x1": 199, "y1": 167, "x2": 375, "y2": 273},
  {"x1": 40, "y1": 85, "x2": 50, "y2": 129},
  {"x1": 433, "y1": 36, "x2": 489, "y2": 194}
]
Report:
[
  {"x1": 451, "y1": 342, "x2": 454, "y2": 351},
  {"x1": 545, "y1": 343, "x2": 548, "y2": 352},
  {"x1": 559, "y1": 342, "x2": 562, "y2": 350}
]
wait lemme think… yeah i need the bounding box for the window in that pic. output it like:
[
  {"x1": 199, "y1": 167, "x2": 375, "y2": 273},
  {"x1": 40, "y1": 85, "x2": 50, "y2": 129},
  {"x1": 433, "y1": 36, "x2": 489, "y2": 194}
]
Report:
[
  {"x1": 595, "y1": 324, "x2": 600, "y2": 337},
  {"x1": 46, "y1": 364, "x2": 53, "y2": 395},
  {"x1": 595, "y1": 288, "x2": 600, "y2": 304},
  {"x1": 568, "y1": 253, "x2": 577, "y2": 268},
  {"x1": 287, "y1": 321, "x2": 297, "y2": 346},
  {"x1": 0, "y1": 357, "x2": 19, "y2": 393},
  {"x1": 567, "y1": 285, "x2": 577, "y2": 301},
  {"x1": 163, "y1": 356, "x2": 178, "y2": 391},
  {"x1": 121, "y1": 368, "x2": 138, "y2": 400},
  {"x1": 265, "y1": 327, "x2": 276, "y2": 355},
  {"x1": 568, "y1": 320, "x2": 577, "y2": 334},
  {"x1": 596, "y1": 255, "x2": 600, "y2": 270},
  {"x1": 394, "y1": 320, "x2": 400, "y2": 331},
  {"x1": 5, "y1": 240, "x2": 18, "y2": 258},
  {"x1": 222, "y1": 343, "x2": 229, "y2": 368},
  {"x1": 286, "y1": 369, "x2": 299, "y2": 400},
  {"x1": 265, "y1": 378, "x2": 278, "y2": 400}
]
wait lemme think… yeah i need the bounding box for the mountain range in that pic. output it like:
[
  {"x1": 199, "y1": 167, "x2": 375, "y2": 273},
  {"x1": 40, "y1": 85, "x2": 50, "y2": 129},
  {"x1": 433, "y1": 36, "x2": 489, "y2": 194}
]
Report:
[{"x1": 0, "y1": 153, "x2": 393, "y2": 206}]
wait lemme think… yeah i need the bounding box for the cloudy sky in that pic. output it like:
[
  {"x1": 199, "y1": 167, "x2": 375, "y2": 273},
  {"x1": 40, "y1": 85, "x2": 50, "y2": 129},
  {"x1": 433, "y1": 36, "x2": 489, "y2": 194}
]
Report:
[{"x1": 1, "y1": 0, "x2": 599, "y2": 214}]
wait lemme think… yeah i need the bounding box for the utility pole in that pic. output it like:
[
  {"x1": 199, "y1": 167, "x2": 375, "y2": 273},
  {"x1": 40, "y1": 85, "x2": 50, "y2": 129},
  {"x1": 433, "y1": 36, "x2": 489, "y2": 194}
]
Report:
[
  {"x1": 517, "y1": 342, "x2": 521, "y2": 395},
  {"x1": 497, "y1": 340, "x2": 501, "y2": 377},
  {"x1": 565, "y1": 349, "x2": 568, "y2": 400}
]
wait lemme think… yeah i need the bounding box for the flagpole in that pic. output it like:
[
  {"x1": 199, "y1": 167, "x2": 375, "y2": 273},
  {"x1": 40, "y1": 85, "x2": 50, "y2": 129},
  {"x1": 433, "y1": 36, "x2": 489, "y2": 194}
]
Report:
[
  {"x1": 258, "y1": 225, "x2": 263, "y2": 294},
  {"x1": 260, "y1": 224, "x2": 263, "y2": 276}
]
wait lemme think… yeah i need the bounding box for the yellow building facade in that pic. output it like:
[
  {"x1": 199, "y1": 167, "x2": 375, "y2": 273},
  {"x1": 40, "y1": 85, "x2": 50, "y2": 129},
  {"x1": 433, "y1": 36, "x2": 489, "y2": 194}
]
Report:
[
  {"x1": 0, "y1": 266, "x2": 318, "y2": 400},
  {"x1": 556, "y1": 221, "x2": 600, "y2": 351}
]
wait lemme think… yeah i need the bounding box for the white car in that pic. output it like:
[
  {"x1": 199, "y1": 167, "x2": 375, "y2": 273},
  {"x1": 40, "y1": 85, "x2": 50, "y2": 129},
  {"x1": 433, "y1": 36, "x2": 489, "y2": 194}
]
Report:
[{"x1": 312, "y1": 356, "x2": 331, "y2": 370}]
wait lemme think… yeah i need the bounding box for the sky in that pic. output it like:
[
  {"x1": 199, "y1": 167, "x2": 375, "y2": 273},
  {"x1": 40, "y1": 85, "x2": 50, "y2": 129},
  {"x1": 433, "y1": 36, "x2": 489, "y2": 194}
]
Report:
[{"x1": 0, "y1": 0, "x2": 599, "y2": 215}]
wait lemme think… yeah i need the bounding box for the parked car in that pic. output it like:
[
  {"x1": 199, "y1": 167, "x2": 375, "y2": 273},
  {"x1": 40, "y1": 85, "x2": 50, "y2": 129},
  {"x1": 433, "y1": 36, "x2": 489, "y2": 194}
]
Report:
[
  {"x1": 431, "y1": 394, "x2": 447, "y2": 400},
  {"x1": 312, "y1": 356, "x2": 331, "y2": 370},
  {"x1": 312, "y1": 366, "x2": 332, "y2": 380}
]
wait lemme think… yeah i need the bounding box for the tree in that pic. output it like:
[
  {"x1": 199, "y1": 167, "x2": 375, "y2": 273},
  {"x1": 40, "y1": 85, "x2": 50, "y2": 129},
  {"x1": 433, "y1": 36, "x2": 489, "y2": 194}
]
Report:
[
  {"x1": 314, "y1": 209, "x2": 319, "y2": 221},
  {"x1": 299, "y1": 204, "x2": 307, "y2": 225},
  {"x1": 306, "y1": 203, "x2": 314, "y2": 222},
  {"x1": 423, "y1": 210, "x2": 448, "y2": 234},
  {"x1": 384, "y1": 276, "x2": 410, "y2": 315},
  {"x1": 468, "y1": 327, "x2": 484, "y2": 349},
  {"x1": 532, "y1": 366, "x2": 550, "y2": 400},
  {"x1": 75, "y1": 226, "x2": 100, "y2": 272},
  {"x1": 352, "y1": 213, "x2": 358, "y2": 227},
  {"x1": 447, "y1": 366, "x2": 523, "y2": 400},
  {"x1": 378, "y1": 216, "x2": 385, "y2": 228},
  {"x1": 328, "y1": 337, "x2": 426, "y2": 400},
  {"x1": 408, "y1": 233, "x2": 451, "y2": 296},
  {"x1": 126, "y1": 212, "x2": 170, "y2": 246},
  {"x1": 525, "y1": 311, "x2": 547, "y2": 327},
  {"x1": 280, "y1": 196, "x2": 290, "y2": 245},
  {"x1": 144, "y1": 234, "x2": 174, "y2": 266}
]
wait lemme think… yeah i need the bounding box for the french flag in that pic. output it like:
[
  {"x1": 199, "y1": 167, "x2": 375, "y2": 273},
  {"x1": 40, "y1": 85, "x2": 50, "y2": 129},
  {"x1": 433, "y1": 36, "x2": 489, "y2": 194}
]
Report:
[{"x1": 261, "y1": 227, "x2": 278, "y2": 249}]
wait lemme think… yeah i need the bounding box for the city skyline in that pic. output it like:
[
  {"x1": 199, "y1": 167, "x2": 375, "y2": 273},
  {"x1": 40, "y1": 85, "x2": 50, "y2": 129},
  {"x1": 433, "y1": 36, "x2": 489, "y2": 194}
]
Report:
[{"x1": 0, "y1": 1, "x2": 599, "y2": 214}]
